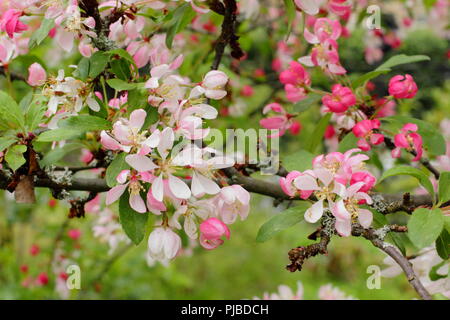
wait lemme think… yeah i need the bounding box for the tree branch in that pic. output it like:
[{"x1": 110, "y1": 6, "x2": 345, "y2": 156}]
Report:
[{"x1": 352, "y1": 225, "x2": 432, "y2": 300}]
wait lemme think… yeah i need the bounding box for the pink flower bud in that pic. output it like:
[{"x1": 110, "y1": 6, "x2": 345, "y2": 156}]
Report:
[
  {"x1": 350, "y1": 172, "x2": 376, "y2": 193},
  {"x1": 36, "y1": 272, "x2": 49, "y2": 286},
  {"x1": 27, "y1": 63, "x2": 46, "y2": 87},
  {"x1": 200, "y1": 217, "x2": 230, "y2": 241},
  {"x1": 0, "y1": 9, "x2": 28, "y2": 38},
  {"x1": 388, "y1": 74, "x2": 418, "y2": 99},
  {"x1": 68, "y1": 229, "x2": 81, "y2": 240}
]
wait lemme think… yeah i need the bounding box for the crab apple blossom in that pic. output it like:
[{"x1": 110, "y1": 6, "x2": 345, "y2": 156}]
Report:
[
  {"x1": 352, "y1": 119, "x2": 384, "y2": 151},
  {"x1": 147, "y1": 227, "x2": 182, "y2": 263},
  {"x1": 331, "y1": 182, "x2": 373, "y2": 236},
  {"x1": 388, "y1": 74, "x2": 418, "y2": 99},
  {"x1": 294, "y1": 0, "x2": 321, "y2": 16},
  {"x1": 27, "y1": 63, "x2": 46, "y2": 86},
  {"x1": 101, "y1": 109, "x2": 160, "y2": 155},
  {"x1": 0, "y1": 9, "x2": 28, "y2": 38},
  {"x1": 304, "y1": 18, "x2": 342, "y2": 45},
  {"x1": 391, "y1": 123, "x2": 424, "y2": 161},
  {"x1": 299, "y1": 39, "x2": 347, "y2": 75},
  {"x1": 106, "y1": 170, "x2": 152, "y2": 213},
  {"x1": 260, "y1": 103, "x2": 301, "y2": 136},
  {"x1": 215, "y1": 185, "x2": 251, "y2": 225},
  {"x1": 199, "y1": 217, "x2": 230, "y2": 250},
  {"x1": 193, "y1": 70, "x2": 229, "y2": 100},
  {"x1": 322, "y1": 84, "x2": 356, "y2": 113}
]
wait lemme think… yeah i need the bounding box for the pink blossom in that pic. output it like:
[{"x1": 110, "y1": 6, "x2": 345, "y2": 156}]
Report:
[
  {"x1": 68, "y1": 229, "x2": 81, "y2": 240},
  {"x1": 259, "y1": 103, "x2": 300, "y2": 137},
  {"x1": 391, "y1": 123, "x2": 423, "y2": 161},
  {"x1": 388, "y1": 74, "x2": 418, "y2": 99},
  {"x1": 328, "y1": 0, "x2": 352, "y2": 18},
  {"x1": 241, "y1": 85, "x2": 254, "y2": 97},
  {"x1": 27, "y1": 63, "x2": 46, "y2": 86},
  {"x1": 147, "y1": 227, "x2": 181, "y2": 263},
  {"x1": 304, "y1": 18, "x2": 342, "y2": 44},
  {"x1": 36, "y1": 272, "x2": 49, "y2": 286},
  {"x1": 294, "y1": 0, "x2": 321, "y2": 15},
  {"x1": 280, "y1": 171, "x2": 314, "y2": 199},
  {"x1": 279, "y1": 61, "x2": 311, "y2": 87},
  {"x1": 0, "y1": 9, "x2": 28, "y2": 38},
  {"x1": 293, "y1": 169, "x2": 344, "y2": 223},
  {"x1": 352, "y1": 119, "x2": 384, "y2": 151},
  {"x1": 322, "y1": 84, "x2": 356, "y2": 113},
  {"x1": 215, "y1": 185, "x2": 251, "y2": 224},
  {"x1": 199, "y1": 217, "x2": 230, "y2": 250},
  {"x1": 196, "y1": 70, "x2": 229, "y2": 100},
  {"x1": 350, "y1": 171, "x2": 376, "y2": 193},
  {"x1": 299, "y1": 39, "x2": 346, "y2": 75},
  {"x1": 331, "y1": 182, "x2": 373, "y2": 236},
  {"x1": 106, "y1": 170, "x2": 152, "y2": 213}
]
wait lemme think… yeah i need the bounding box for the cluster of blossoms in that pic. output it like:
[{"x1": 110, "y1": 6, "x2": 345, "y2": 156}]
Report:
[
  {"x1": 252, "y1": 281, "x2": 356, "y2": 300},
  {"x1": 280, "y1": 148, "x2": 376, "y2": 236},
  {"x1": 97, "y1": 64, "x2": 250, "y2": 264}
]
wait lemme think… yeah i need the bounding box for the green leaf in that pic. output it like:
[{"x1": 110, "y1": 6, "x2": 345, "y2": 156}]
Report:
[
  {"x1": 408, "y1": 208, "x2": 444, "y2": 249},
  {"x1": 0, "y1": 91, "x2": 25, "y2": 131},
  {"x1": 435, "y1": 229, "x2": 450, "y2": 260},
  {"x1": 445, "y1": 216, "x2": 450, "y2": 234},
  {"x1": 110, "y1": 59, "x2": 131, "y2": 81},
  {"x1": 107, "y1": 79, "x2": 137, "y2": 91},
  {"x1": 382, "y1": 116, "x2": 446, "y2": 156},
  {"x1": 119, "y1": 192, "x2": 148, "y2": 245},
  {"x1": 36, "y1": 128, "x2": 84, "y2": 142},
  {"x1": 165, "y1": 4, "x2": 196, "y2": 49},
  {"x1": 338, "y1": 133, "x2": 358, "y2": 153},
  {"x1": 375, "y1": 54, "x2": 430, "y2": 71},
  {"x1": 88, "y1": 52, "x2": 109, "y2": 78},
  {"x1": 307, "y1": 113, "x2": 332, "y2": 153},
  {"x1": 59, "y1": 115, "x2": 111, "y2": 131},
  {"x1": 429, "y1": 261, "x2": 447, "y2": 281},
  {"x1": 19, "y1": 92, "x2": 33, "y2": 112},
  {"x1": 127, "y1": 89, "x2": 148, "y2": 111},
  {"x1": 283, "y1": 149, "x2": 314, "y2": 172},
  {"x1": 438, "y1": 171, "x2": 450, "y2": 205},
  {"x1": 0, "y1": 136, "x2": 17, "y2": 152},
  {"x1": 29, "y1": 19, "x2": 55, "y2": 49},
  {"x1": 106, "y1": 153, "x2": 129, "y2": 187},
  {"x1": 40, "y1": 143, "x2": 83, "y2": 166},
  {"x1": 293, "y1": 93, "x2": 322, "y2": 112},
  {"x1": 379, "y1": 165, "x2": 435, "y2": 198},
  {"x1": 256, "y1": 202, "x2": 310, "y2": 243},
  {"x1": 24, "y1": 96, "x2": 46, "y2": 131},
  {"x1": 5, "y1": 144, "x2": 27, "y2": 171},
  {"x1": 142, "y1": 105, "x2": 160, "y2": 129},
  {"x1": 352, "y1": 69, "x2": 390, "y2": 88},
  {"x1": 77, "y1": 57, "x2": 90, "y2": 81},
  {"x1": 284, "y1": 0, "x2": 296, "y2": 40},
  {"x1": 107, "y1": 49, "x2": 137, "y2": 68}
]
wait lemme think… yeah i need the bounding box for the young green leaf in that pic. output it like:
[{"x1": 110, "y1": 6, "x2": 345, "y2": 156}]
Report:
[
  {"x1": 282, "y1": 149, "x2": 314, "y2": 172},
  {"x1": 435, "y1": 229, "x2": 450, "y2": 260},
  {"x1": 375, "y1": 54, "x2": 430, "y2": 71},
  {"x1": 29, "y1": 19, "x2": 55, "y2": 49},
  {"x1": 379, "y1": 165, "x2": 435, "y2": 198},
  {"x1": 165, "y1": 4, "x2": 196, "y2": 49},
  {"x1": 40, "y1": 143, "x2": 83, "y2": 166},
  {"x1": 106, "y1": 153, "x2": 129, "y2": 187},
  {"x1": 5, "y1": 145, "x2": 27, "y2": 171},
  {"x1": 438, "y1": 171, "x2": 450, "y2": 205},
  {"x1": 0, "y1": 91, "x2": 25, "y2": 131},
  {"x1": 58, "y1": 115, "x2": 112, "y2": 131},
  {"x1": 307, "y1": 113, "x2": 332, "y2": 153},
  {"x1": 256, "y1": 202, "x2": 310, "y2": 243},
  {"x1": 408, "y1": 208, "x2": 444, "y2": 249},
  {"x1": 88, "y1": 52, "x2": 109, "y2": 78},
  {"x1": 107, "y1": 79, "x2": 137, "y2": 91},
  {"x1": 293, "y1": 93, "x2": 322, "y2": 112},
  {"x1": 119, "y1": 192, "x2": 149, "y2": 245},
  {"x1": 36, "y1": 128, "x2": 84, "y2": 142}
]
